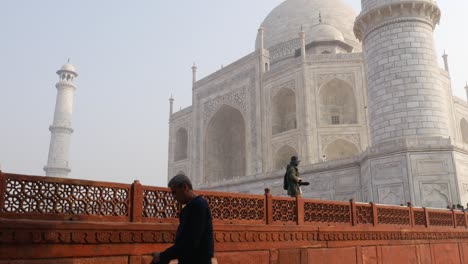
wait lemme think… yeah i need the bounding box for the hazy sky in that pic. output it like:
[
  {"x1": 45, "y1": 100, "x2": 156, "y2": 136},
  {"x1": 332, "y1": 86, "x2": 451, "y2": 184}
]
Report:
[{"x1": 1, "y1": 0, "x2": 467, "y2": 187}]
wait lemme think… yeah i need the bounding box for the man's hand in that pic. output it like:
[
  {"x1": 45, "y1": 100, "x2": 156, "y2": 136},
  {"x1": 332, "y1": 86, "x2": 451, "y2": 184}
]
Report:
[{"x1": 151, "y1": 252, "x2": 161, "y2": 264}]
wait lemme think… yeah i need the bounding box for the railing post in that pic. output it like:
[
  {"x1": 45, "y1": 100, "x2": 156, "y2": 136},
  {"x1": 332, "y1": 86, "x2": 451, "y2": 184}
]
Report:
[
  {"x1": 296, "y1": 195, "x2": 304, "y2": 225},
  {"x1": 350, "y1": 199, "x2": 357, "y2": 226},
  {"x1": 465, "y1": 210, "x2": 468, "y2": 229},
  {"x1": 452, "y1": 209, "x2": 457, "y2": 228},
  {"x1": 407, "y1": 202, "x2": 414, "y2": 227},
  {"x1": 423, "y1": 207, "x2": 429, "y2": 228},
  {"x1": 0, "y1": 171, "x2": 5, "y2": 214},
  {"x1": 264, "y1": 188, "x2": 273, "y2": 225},
  {"x1": 131, "y1": 180, "x2": 143, "y2": 222},
  {"x1": 370, "y1": 202, "x2": 378, "y2": 226}
]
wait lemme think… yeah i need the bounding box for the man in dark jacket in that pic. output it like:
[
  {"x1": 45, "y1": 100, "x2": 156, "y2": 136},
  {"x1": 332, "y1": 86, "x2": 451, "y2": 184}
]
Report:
[
  {"x1": 287, "y1": 156, "x2": 302, "y2": 197},
  {"x1": 152, "y1": 174, "x2": 214, "y2": 264}
]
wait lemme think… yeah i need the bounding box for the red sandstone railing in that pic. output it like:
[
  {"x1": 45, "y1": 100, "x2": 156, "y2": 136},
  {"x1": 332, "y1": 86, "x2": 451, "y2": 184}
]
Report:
[{"x1": 1, "y1": 171, "x2": 467, "y2": 229}]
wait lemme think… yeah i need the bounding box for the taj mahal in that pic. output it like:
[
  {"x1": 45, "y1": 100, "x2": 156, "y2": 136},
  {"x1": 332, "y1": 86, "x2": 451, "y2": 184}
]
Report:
[{"x1": 166, "y1": 0, "x2": 468, "y2": 208}]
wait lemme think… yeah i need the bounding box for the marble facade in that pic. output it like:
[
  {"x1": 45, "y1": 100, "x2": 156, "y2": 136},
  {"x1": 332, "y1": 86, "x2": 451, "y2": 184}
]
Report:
[{"x1": 168, "y1": 0, "x2": 468, "y2": 208}]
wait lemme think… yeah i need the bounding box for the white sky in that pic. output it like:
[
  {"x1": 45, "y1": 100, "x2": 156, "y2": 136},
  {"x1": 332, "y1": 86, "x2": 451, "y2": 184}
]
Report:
[{"x1": 1, "y1": 0, "x2": 467, "y2": 187}]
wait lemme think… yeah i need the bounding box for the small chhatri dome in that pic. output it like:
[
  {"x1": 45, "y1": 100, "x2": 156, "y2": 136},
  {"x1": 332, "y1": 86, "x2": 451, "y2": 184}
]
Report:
[
  {"x1": 309, "y1": 23, "x2": 345, "y2": 42},
  {"x1": 59, "y1": 63, "x2": 76, "y2": 73},
  {"x1": 256, "y1": 0, "x2": 360, "y2": 51}
]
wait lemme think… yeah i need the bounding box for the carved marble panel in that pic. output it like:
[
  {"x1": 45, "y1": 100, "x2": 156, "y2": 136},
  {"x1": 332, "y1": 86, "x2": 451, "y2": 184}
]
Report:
[
  {"x1": 373, "y1": 162, "x2": 403, "y2": 181},
  {"x1": 421, "y1": 182, "x2": 451, "y2": 208},
  {"x1": 463, "y1": 183, "x2": 468, "y2": 194},
  {"x1": 335, "y1": 175, "x2": 357, "y2": 188},
  {"x1": 416, "y1": 160, "x2": 449, "y2": 176},
  {"x1": 377, "y1": 184, "x2": 405, "y2": 205}
]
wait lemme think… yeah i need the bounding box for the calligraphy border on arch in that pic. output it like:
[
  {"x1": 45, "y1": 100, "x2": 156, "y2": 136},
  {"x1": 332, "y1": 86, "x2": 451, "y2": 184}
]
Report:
[
  {"x1": 317, "y1": 73, "x2": 354, "y2": 88},
  {"x1": 272, "y1": 136, "x2": 299, "y2": 153},
  {"x1": 203, "y1": 87, "x2": 247, "y2": 126},
  {"x1": 271, "y1": 79, "x2": 296, "y2": 99}
]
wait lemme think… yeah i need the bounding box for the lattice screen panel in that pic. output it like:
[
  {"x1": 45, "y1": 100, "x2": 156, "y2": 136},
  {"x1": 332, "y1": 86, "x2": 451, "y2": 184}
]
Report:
[
  {"x1": 2, "y1": 178, "x2": 129, "y2": 216},
  {"x1": 377, "y1": 207, "x2": 410, "y2": 225},
  {"x1": 304, "y1": 202, "x2": 351, "y2": 224}
]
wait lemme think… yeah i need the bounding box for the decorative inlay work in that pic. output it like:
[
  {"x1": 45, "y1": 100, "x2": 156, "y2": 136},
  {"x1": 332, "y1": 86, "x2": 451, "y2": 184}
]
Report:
[
  {"x1": 269, "y1": 38, "x2": 301, "y2": 63},
  {"x1": 2, "y1": 178, "x2": 129, "y2": 216},
  {"x1": 308, "y1": 53, "x2": 363, "y2": 63},
  {"x1": 271, "y1": 80, "x2": 296, "y2": 98},
  {"x1": 321, "y1": 134, "x2": 360, "y2": 148},
  {"x1": 318, "y1": 73, "x2": 354, "y2": 87},
  {"x1": 377, "y1": 208, "x2": 410, "y2": 225},
  {"x1": 272, "y1": 199, "x2": 297, "y2": 223},
  {"x1": 304, "y1": 202, "x2": 351, "y2": 224},
  {"x1": 143, "y1": 189, "x2": 178, "y2": 219},
  {"x1": 203, "y1": 87, "x2": 247, "y2": 123}
]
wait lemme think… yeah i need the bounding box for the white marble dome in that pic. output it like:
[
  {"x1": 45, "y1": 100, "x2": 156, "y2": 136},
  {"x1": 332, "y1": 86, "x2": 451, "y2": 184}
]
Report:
[{"x1": 256, "y1": 0, "x2": 360, "y2": 51}]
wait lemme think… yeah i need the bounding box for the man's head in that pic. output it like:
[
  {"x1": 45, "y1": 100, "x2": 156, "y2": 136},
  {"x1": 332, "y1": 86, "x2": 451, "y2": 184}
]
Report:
[
  {"x1": 290, "y1": 156, "x2": 300, "y2": 166},
  {"x1": 168, "y1": 174, "x2": 195, "y2": 204}
]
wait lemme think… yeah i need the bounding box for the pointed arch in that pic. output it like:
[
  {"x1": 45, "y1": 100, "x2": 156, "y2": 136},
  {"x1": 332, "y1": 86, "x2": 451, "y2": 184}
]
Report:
[
  {"x1": 204, "y1": 105, "x2": 246, "y2": 182},
  {"x1": 274, "y1": 145, "x2": 297, "y2": 170},
  {"x1": 272, "y1": 88, "x2": 297, "y2": 135},
  {"x1": 461, "y1": 118, "x2": 468, "y2": 144},
  {"x1": 323, "y1": 139, "x2": 359, "y2": 161},
  {"x1": 319, "y1": 79, "x2": 357, "y2": 126},
  {"x1": 174, "y1": 128, "x2": 188, "y2": 161}
]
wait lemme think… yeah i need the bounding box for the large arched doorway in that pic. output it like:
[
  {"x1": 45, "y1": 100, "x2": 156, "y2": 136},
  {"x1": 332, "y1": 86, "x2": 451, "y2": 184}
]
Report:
[
  {"x1": 323, "y1": 139, "x2": 359, "y2": 161},
  {"x1": 319, "y1": 79, "x2": 357, "y2": 126},
  {"x1": 174, "y1": 128, "x2": 188, "y2": 161},
  {"x1": 274, "y1": 145, "x2": 297, "y2": 170},
  {"x1": 272, "y1": 88, "x2": 297, "y2": 135},
  {"x1": 204, "y1": 105, "x2": 246, "y2": 182},
  {"x1": 461, "y1": 118, "x2": 468, "y2": 144}
]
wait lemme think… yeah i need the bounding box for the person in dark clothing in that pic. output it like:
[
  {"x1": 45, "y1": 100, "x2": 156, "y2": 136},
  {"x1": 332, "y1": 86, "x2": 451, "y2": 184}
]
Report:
[
  {"x1": 152, "y1": 174, "x2": 214, "y2": 264},
  {"x1": 286, "y1": 156, "x2": 302, "y2": 197}
]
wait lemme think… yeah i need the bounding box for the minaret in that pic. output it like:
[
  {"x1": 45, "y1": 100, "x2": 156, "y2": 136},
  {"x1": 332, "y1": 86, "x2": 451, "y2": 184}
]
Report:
[
  {"x1": 354, "y1": 0, "x2": 448, "y2": 145},
  {"x1": 44, "y1": 62, "x2": 78, "y2": 177},
  {"x1": 442, "y1": 51, "x2": 450, "y2": 74},
  {"x1": 191, "y1": 62, "x2": 197, "y2": 85},
  {"x1": 169, "y1": 95, "x2": 174, "y2": 116}
]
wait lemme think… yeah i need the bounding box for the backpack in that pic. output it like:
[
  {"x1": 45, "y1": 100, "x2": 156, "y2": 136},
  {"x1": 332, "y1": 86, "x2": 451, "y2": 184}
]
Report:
[{"x1": 283, "y1": 169, "x2": 289, "y2": 190}]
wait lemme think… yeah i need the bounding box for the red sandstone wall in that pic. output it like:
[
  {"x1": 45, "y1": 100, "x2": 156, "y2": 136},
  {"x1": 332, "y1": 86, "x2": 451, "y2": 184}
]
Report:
[{"x1": 2, "y1": 171, "x2": 468, "y2": 263}]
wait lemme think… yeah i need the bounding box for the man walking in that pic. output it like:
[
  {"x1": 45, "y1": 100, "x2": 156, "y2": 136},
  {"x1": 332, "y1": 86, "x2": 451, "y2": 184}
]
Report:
[{"x1": 152, "y1": 174, "x2": 214, "y2": 264}]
